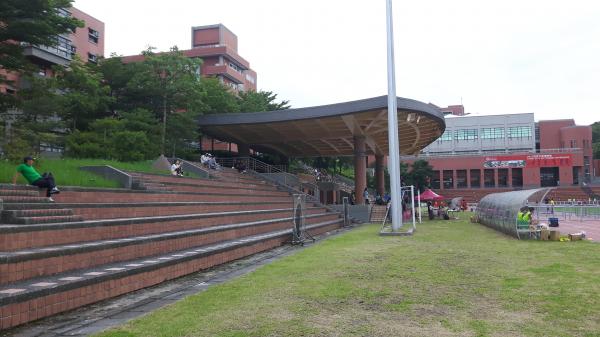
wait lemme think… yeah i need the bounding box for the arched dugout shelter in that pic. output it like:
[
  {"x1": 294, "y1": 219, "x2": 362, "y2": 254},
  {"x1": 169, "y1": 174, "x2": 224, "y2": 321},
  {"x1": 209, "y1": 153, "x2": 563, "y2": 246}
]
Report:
[{"x1": 198, "y1": 95, "x2": 446, "y2": 204}]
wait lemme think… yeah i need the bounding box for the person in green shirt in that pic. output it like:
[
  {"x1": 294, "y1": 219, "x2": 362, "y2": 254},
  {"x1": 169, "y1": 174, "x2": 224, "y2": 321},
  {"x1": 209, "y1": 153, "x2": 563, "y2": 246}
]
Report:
[{"x1": 12, "y1": 156, "x2": 60, "y2": 200}]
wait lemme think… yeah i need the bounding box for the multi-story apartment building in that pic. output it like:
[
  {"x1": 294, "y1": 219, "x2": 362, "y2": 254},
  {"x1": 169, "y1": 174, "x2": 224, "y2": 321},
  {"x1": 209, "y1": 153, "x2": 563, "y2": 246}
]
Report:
[
  {"x1": 401, "y1": 107, "x2": 594, "y2": 189},
  {"x1": 0, "y1": 7, "x2": 104, "y2": 95},
  {"x1": 0, "y1": 7, "x2": 104, "y2": 155},
  {"x1": 122, "y1": 24, "x2": 257, "y2": 92}
]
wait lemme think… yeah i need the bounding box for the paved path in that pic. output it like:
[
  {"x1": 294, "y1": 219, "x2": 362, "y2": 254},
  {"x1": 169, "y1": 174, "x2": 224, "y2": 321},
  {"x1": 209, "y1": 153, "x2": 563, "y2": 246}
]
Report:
[{"x1": 2, "y1": 227, "x2": 353, "y2": 337}]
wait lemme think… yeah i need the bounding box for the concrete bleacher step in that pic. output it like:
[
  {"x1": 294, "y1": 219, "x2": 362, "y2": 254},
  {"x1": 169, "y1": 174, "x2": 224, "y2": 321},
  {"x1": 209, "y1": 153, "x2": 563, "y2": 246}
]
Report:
[
  {"x1": 54, "y1": 188, "x2": 290, "y2": 204},
  {"x1": 0, "y1": 207, "x2": 330, "y2": 251},
  {"x1": 0, "y1": 196, "x2": 52, "y2": 203},
  {"x1": 0, "y1": 219, "x2": 343, "y2": 330},
  {"x1": 65, "y1": 201, "x2": 297, "y2": 220},
  {"x1": 3, "y1": 208, "x2": 74, "y2": 217},
  {"x1": 7, "y1": 215, "x2": 84, "y2": 225},
  {"x1": 0, "y1": 212, "x2": 339, "y2": 285},
  {"x1": 0, "y1": 189, "x2": 39, "y2": 197}
]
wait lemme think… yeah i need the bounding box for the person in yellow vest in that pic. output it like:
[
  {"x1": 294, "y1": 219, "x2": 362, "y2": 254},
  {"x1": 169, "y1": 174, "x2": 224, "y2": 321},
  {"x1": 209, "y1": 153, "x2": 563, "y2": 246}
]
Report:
[{"x1": 523, "y1": 208, "x2": 532, "y2": 224}]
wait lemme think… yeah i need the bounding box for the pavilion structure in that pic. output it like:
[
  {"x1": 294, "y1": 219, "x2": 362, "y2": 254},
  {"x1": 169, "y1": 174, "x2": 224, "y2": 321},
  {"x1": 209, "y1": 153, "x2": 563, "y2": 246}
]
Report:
[{"x1": 198, "y1": 95, "x2": 446, "y2": 204}]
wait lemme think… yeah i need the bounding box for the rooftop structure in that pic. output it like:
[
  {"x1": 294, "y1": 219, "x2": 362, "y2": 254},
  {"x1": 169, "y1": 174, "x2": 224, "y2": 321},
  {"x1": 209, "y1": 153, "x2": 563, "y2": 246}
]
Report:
[{"x1": 122, "y1": 24, "x2": 256, "y2": 92}]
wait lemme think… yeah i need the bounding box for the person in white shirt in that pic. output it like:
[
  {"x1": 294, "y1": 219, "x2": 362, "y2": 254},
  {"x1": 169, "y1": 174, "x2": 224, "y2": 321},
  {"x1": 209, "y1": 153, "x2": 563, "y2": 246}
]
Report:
[{"x1": 170, "y1": 160, "x2": 184, "y2": 176}]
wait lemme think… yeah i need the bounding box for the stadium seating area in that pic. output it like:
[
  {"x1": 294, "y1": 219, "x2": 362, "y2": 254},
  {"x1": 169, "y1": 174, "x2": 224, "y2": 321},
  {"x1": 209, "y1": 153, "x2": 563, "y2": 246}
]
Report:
[{"x1": 0, "y1": 168, "x2": 343, "y2": 329}]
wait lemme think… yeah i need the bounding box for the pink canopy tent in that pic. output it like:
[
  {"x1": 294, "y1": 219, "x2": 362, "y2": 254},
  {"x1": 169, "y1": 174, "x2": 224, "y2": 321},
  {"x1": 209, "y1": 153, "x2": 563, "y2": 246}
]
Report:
[{"x1": 416, "y1": 189, "x2": 445, "y2": 201}]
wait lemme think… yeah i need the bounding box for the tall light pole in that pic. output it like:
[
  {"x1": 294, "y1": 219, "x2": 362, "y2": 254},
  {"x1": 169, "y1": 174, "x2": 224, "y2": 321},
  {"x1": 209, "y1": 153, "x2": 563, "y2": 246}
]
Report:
[{"x1": 385, "y1": 0, "x2": 403, "y2": 231}]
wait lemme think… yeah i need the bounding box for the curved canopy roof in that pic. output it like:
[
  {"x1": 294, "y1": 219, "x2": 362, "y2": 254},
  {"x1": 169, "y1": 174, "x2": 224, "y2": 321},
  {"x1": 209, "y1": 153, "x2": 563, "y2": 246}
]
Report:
[{"x1": 198, "y1": 96, "x2": 446, "y2": 157}]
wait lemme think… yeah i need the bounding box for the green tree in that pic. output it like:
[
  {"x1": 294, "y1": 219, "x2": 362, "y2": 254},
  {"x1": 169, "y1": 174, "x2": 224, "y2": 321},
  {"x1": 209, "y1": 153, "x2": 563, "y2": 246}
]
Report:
[
  {"x1": 64, "y1": 109, "x2": 161, "y2": 160},
  {"x1": 53, "y1": 57, "x2": 113, "y2": 131},
  {"x1": 237, "y1": 90, "x2": 290, "y2": 112},
  {"x1": 126, "y1": 47, "x2": 204, "y2": 154},
  {"x1": 593, "y1": 143, "x2": 600, "y2": 160},
  {"x1": 591, "y1": 122, "x2": 600, "y2": 143},
  {"x1": 199, "y1": 77, "x2": 239, "y2": 114},
  {"x1": 95, "y1": 55, "x2": 141, "y2": 116},
  {"x1": 0, "y1": 0, "x2": 83, "y2": 109},
  {"x1": 407, "y1": 159, "x2": 434, "y2": 191}
]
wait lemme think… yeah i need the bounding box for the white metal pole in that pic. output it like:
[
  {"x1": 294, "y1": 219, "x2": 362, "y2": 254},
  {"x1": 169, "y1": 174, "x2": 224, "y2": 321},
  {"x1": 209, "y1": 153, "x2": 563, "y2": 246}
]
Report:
[
  {"x1": 386, "y1": 0, "x2": 403, "y2": 231},
  {"x1": 411, "y1": 185, "x2": 416, "y2": 229},
  {"x1": 417, "y1": 189, "x2": 422, "y2": 223}
]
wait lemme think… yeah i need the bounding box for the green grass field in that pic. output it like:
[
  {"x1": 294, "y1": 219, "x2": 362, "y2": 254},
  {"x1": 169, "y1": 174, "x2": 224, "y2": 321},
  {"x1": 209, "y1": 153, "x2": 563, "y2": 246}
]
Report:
[
  {"x1": 95, "y1": 213, "x2": 600, "y2": 337},
  {"x1": 0, "y1": 158, "x2": 169, "y2": 188}
]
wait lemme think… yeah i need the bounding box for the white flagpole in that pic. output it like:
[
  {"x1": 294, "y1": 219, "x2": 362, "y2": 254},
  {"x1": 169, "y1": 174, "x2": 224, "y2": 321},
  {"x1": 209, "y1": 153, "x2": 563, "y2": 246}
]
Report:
[{"x1": 386, "y1": 0, "x2": 403, "y2": 231}]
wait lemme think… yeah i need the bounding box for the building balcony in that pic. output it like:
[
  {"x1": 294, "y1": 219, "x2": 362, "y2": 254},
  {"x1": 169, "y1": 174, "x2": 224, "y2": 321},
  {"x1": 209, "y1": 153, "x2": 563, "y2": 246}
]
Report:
[
  {"x1": 203, "y1": 64, "x2": 245, "y2": 84},
  {"x1": 22, "y1": 44, "x2": 72, "y2": 66},
  {"x1": 185, "y1": 46, "x2": 250, "y2": 69}
]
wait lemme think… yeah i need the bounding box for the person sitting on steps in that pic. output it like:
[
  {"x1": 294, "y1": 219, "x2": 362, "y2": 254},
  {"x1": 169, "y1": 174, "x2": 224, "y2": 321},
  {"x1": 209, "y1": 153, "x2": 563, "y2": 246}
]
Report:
[
  {"x1": 170, "y1": 160, "x2": 184, "y2": 176},
  {"x1": 12, "y1": 156, "x2": 60, "y2": 201}
]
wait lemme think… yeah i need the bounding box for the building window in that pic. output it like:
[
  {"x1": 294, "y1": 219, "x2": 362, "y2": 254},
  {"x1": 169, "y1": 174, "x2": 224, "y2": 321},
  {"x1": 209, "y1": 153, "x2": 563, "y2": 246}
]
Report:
[
  {"x1": 484, "y1": 169, "x2": 495, "y2": 188},
  {"x1": 570, "y1": 140, "x2": 577, "y2": 148},
  {"x1": 437, "y1": 131, "x2": 453, "y2": 142},
  {"x1": 455, "y1": 129, "x2": 478, "y2": 141},
  {"x1": 87, "y1": 52, "x2": 98, "y2": 64},
  {"x1": 228, "y1": 62, "x2": 243, "y2": 73},
  {"x1": 481, "y1": 127, "x2": 504, "y2": 139},
  {"x1": 470, "y1": 169, "x2": 481, "y2": 188},
  {"x1": 498, "y1": 168, "x2": 508, "y2": 187},
  {"x1": 88, "y1": 28, "x2": 99, "y2": 44},
  {"x1": 431, "y1": 171, "x2": 440, "y2": 189},
  {"x1": 443, "y1": 170, "x2": 453, "y2": 189},
  {"x1": 512, "y1": 168, "x2": 523, "y2": 187},
  {"x1": 57, "y1": 8, "x2": 71, "y2": 18},
  {"x1": 507, "y1": 126, "x2": 532, "y2": 139},
  {"x1": 456, "y1": 170, "x2": 467, "y2": 188}
]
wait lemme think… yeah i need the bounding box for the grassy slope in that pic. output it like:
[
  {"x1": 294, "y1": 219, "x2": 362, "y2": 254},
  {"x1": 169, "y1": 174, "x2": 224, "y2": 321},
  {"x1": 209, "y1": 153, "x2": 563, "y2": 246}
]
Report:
[
  {"x1": 96, "y1": 213, "x2": 600, "y2": 337},
  {"x1": 0, "y1": 159, "x2": 169, "y2": 188}
]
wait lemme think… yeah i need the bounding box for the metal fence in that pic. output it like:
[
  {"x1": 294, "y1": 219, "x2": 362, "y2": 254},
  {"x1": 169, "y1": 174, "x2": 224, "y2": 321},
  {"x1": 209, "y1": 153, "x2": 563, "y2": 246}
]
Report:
[{"x1": 527, "y1": 204, "x2": 600, "y2": 222}]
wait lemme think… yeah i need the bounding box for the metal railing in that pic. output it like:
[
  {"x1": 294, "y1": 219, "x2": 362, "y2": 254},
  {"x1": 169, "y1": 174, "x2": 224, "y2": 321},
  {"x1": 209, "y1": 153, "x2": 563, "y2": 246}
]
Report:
[
  {"x1": 527, "y1": 204, "x2": 600, "y2": 222},
  {"x1": 216, "y1": 157, "x2": 320, "y2": 202}
]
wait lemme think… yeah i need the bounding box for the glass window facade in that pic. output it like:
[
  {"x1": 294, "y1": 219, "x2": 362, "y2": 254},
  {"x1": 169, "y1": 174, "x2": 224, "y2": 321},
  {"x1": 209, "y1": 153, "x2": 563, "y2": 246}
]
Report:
[
  {"x1": 437, "y1": 131, "x2": 453, "y2": 142},
  {"x1": 507, "y1": 126, "x2": 532, "y2": 138},
  {"x1": 455, "y1": 129, "x2": 478, "y2": 141},
  {"x1": 481, "y1": 127, "x2": 504, "y2": 139}
]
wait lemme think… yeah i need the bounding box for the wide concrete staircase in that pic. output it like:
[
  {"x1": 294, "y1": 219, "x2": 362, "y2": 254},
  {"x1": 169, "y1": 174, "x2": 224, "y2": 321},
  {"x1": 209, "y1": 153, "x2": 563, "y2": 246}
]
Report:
[
  {"x1": 369, "y1": 205, "x2": 389, "y2": 223},
  {"x1": 0, "y1": 170, "x2": 343, "y2": 330}
]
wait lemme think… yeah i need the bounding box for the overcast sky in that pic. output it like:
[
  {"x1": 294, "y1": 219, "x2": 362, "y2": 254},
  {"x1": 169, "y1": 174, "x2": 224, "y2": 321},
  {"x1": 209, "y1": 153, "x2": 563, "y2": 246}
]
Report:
[{"x1": 73, "y1": 0, "x2": 600, "y2": 125}]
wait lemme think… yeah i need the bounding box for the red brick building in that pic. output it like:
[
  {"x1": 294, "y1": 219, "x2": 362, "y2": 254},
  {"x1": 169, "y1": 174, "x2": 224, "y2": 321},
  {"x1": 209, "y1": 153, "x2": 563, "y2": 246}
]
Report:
[
  {"x1": 122, "y1": 24, "x2": 257, "y2": 92},
  {"x1": 0, "y1": 7, "x2": 104, "y2": 95},
  {"x1": 400, "y1": 109, "x2": 594, "y2": 189}
]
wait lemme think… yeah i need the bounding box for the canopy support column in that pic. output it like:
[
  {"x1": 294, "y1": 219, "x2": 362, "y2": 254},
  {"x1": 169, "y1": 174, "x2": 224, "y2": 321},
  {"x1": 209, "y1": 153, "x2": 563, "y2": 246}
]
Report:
[
  {"x1": 354, "y1": 136, "x2": 367, "y2": 205},
  {"x1": 375, "y1": 155, "x2": 385, "y2": 196},
  {"x1": 238, "y1": 143, "x2": 250, "y2": 157}
]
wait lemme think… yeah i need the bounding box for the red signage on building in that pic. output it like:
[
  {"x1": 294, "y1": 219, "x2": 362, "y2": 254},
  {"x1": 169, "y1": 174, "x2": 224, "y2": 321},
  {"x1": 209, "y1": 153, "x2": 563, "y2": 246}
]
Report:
[{"x1": 483, "y1": 154, "x2": 572, "y2": 168}]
